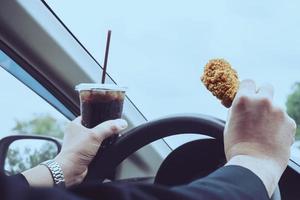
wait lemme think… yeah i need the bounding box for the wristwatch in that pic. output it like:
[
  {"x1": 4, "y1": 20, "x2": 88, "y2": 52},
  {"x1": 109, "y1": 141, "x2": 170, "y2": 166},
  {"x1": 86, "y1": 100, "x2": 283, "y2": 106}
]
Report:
[{"x1": 40, "y1": 159, "x2": 65, "y2": 188}]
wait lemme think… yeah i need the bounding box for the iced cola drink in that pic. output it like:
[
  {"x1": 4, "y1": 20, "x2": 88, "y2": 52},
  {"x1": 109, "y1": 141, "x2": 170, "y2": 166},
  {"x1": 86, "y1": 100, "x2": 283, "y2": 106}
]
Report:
[{"x1": 76, "y1": 84, "x2": 126, "y2": 146}]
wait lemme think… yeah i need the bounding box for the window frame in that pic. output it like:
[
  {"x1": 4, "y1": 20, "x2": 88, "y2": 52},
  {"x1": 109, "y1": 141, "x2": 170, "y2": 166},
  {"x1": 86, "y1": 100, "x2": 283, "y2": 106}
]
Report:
[
  {"x1": 0, "y1": 0, "x2": 172, "y2": 177},
  {"x1": 0, "y1": 42, "x2": 75, "y2": 120}
]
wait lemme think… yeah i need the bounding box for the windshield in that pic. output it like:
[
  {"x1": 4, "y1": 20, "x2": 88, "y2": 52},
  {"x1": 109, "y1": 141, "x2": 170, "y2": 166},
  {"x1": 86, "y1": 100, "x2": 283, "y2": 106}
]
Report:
[{"x1": 45, "y1": 1, "x2": 300, "y2": 122}]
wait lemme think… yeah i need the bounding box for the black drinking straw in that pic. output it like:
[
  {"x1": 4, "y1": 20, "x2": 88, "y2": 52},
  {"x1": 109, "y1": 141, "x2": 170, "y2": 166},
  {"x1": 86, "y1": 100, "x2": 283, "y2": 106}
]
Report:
[{"x1": 101, "y1": 30, "x2": 111, "y2": 84}]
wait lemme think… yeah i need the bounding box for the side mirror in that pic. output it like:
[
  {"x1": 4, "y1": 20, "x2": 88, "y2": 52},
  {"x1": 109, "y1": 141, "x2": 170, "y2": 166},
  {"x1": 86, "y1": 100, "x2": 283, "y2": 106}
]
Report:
[{"x1": 0, "y1": 135, "x2": 61, "y2": 175}]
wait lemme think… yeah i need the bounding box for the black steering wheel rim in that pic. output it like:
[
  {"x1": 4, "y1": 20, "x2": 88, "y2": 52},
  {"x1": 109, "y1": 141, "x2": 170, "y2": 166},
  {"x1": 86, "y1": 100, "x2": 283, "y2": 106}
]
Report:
[
  {"x1": 84, "y1": 114, "x2": 225, "y2": 182},
  {"x1": 83, "y1": 113, "x2": 281, "y2": 200}
]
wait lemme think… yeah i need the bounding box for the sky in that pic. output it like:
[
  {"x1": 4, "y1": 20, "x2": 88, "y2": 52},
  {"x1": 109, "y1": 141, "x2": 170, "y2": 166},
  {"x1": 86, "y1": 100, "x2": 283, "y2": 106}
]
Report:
[
  {"x1": 1, "y1": 1, "x2": 300, "y2": 146},
  {"x1": 45, "y1": 0, "x2": 300, "y2": 122},
  {"x1": 0, "y1": 51, "x2": 67, "y2": 137}
]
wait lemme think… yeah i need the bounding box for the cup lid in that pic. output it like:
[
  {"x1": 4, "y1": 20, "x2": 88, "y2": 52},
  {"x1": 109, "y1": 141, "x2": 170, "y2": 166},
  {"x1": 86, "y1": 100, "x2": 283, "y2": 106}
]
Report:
[{"x1": 75, "y1": 83, "x2": 127, "y2": 92}]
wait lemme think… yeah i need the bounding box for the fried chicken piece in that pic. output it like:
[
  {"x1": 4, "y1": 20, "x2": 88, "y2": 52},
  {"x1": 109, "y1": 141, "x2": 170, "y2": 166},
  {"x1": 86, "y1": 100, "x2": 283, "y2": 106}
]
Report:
[{"x1": 201, "y1": 59, "x2": 239, "y2": 108}]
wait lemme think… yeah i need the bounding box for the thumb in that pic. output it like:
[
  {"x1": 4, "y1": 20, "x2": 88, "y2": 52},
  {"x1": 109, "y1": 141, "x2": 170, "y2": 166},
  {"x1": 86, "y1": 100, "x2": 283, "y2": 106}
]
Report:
[
  {"x1": 73, "y1": 116, "x2": 82, "y2": 125},
  {"x1": 91, "y1": 119, "x2": 128, "y2": 140}
]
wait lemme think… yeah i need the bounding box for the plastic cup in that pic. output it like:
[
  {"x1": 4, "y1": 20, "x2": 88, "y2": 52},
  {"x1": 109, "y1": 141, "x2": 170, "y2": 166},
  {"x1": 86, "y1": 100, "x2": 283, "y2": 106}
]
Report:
[{"x1": 76, "y1": 83, "x2": 126, "y2": 146}]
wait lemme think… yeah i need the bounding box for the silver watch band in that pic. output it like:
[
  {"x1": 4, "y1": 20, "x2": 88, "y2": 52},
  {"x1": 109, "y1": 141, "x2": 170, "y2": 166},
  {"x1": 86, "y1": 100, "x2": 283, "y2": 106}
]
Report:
[{"x1": 40, "y1": 159, "x2": 65, "y2": 188}]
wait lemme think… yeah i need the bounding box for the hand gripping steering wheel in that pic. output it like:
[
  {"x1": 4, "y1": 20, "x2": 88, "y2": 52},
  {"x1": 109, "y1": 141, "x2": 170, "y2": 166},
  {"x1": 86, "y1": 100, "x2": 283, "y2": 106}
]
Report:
[{"x1": 84, "y1": 114, "x2": 280, "y2": 200}]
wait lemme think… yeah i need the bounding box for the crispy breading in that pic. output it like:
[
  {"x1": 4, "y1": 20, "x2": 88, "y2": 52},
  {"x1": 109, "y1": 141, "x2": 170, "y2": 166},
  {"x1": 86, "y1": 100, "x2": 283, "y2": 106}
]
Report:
[{"x1": 201, "y1": 59, "x2": 239, "y2": 108}]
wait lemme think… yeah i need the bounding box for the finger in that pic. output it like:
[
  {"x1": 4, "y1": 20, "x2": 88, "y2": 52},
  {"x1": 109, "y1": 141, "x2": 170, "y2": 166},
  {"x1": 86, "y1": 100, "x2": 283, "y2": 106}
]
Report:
[
  {"x1": 73, "y1": 116, "x2": 82, "y2": 124},
  {"x1": 285, "y1": 114, "x2": 297, "y2": 145},
  {"x1": 291, "y1": 137, "x2": 295, "y2": 146},
  {"x1": 256, "y1": 83, "x2": 274, "y2": 101},
  {"x1": 226, "y1": 108, "x2": 232, "y2": 121},
  {"x1": 287, "y1": 116, "x2": 297, "y2": 137},
  {"x1": 236, "y1": 79, "x2": 256, "y2": 98},
  {"x1": 92, "y1": 119, "x2": 128, "y2": 140},
  {"x1": 224, "y1": 108, "x2": 232, "y2": 134}
]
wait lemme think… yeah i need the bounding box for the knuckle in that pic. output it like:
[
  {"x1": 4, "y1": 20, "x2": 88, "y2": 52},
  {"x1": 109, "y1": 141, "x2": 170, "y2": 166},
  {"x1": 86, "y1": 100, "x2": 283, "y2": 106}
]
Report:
[
  {"x1": 79, "y1": 169, "x2": 87, "y2": 179},
  {"x1": 79, "y1": 174, "x2": 85, "y2": 181},
  {"x1": 103, "y1": 120, "x2": 119, "y2": 133},
  {"x1": 234, "y1": 95, "x2": 250, "y2": 108},
  {"x1": 89, "y1": 132, "x2": 100, "y2": 142},
  {"x1": 257, "y1": 97, "x2": 272, "y2": 109},
  {"x1": 289, "y1": 118, "x2": 297, "y2": 134},
  {"x1": 109, "y1": 125, "x2": 118, "y2": 133},
  {"x1": 291, "y1": 137, "x2": 295, "y2": 145},
  {"x1": 273, "y1": 107, "x2": 285, "y2": 119}
]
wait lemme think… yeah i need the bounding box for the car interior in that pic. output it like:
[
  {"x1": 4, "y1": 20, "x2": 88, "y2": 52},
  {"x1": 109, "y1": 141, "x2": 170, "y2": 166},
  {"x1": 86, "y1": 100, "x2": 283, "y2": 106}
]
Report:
[{"x1": 1, "y1": 1, "x2": 300, "y2": 199}]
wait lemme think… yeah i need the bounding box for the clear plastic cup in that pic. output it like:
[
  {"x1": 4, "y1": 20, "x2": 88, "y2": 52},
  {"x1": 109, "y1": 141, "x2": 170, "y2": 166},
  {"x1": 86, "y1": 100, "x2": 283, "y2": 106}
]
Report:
[{"x1": 76, "y1": 83, "x2": 126, "y2": 146}]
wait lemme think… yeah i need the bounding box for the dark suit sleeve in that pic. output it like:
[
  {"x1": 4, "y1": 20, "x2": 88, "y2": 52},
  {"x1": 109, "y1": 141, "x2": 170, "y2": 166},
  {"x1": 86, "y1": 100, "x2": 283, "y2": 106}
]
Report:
[
  {"x1": 70, "y1": 165, "x2": 269, "y2": 200},
  {"x1": 1, "y1": 166, "x2": 269, "y2": 200},
  {"x1": 171, "y1": 165, "x2": 270, "y2": 200}
]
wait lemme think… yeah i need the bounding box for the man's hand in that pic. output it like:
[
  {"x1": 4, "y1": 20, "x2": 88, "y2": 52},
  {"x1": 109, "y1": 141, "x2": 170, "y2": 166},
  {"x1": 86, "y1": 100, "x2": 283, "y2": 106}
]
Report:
[
  {"x1": 225, "y1": 80, "x2": 296, "y2": 197},
  {"x1": 23, "y1": 117, "x2": 128, "y2": 187},
  {"x1": 55, "y1": 117, "x2": 128, "y2": 187}
]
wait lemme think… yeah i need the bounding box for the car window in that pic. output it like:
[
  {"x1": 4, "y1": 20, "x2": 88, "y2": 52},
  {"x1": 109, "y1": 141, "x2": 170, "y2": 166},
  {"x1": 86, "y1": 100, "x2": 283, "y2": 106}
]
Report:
[
  {"x1": 45, "y1": 1, "x2": 300, "y2": 119},
  {"x1": 0, "y1": 50, "x2": 68, "y2": 139},
  {"x1": 44, "y1": 1, "x2": 300, "y2": 161}
]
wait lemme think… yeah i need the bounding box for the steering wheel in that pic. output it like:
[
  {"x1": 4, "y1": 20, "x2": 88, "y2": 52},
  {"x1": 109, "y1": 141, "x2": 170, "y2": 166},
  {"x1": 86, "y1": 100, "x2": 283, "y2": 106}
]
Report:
[{"x1": 84, "y1": 114, "x2": 280, "y2": 200}]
